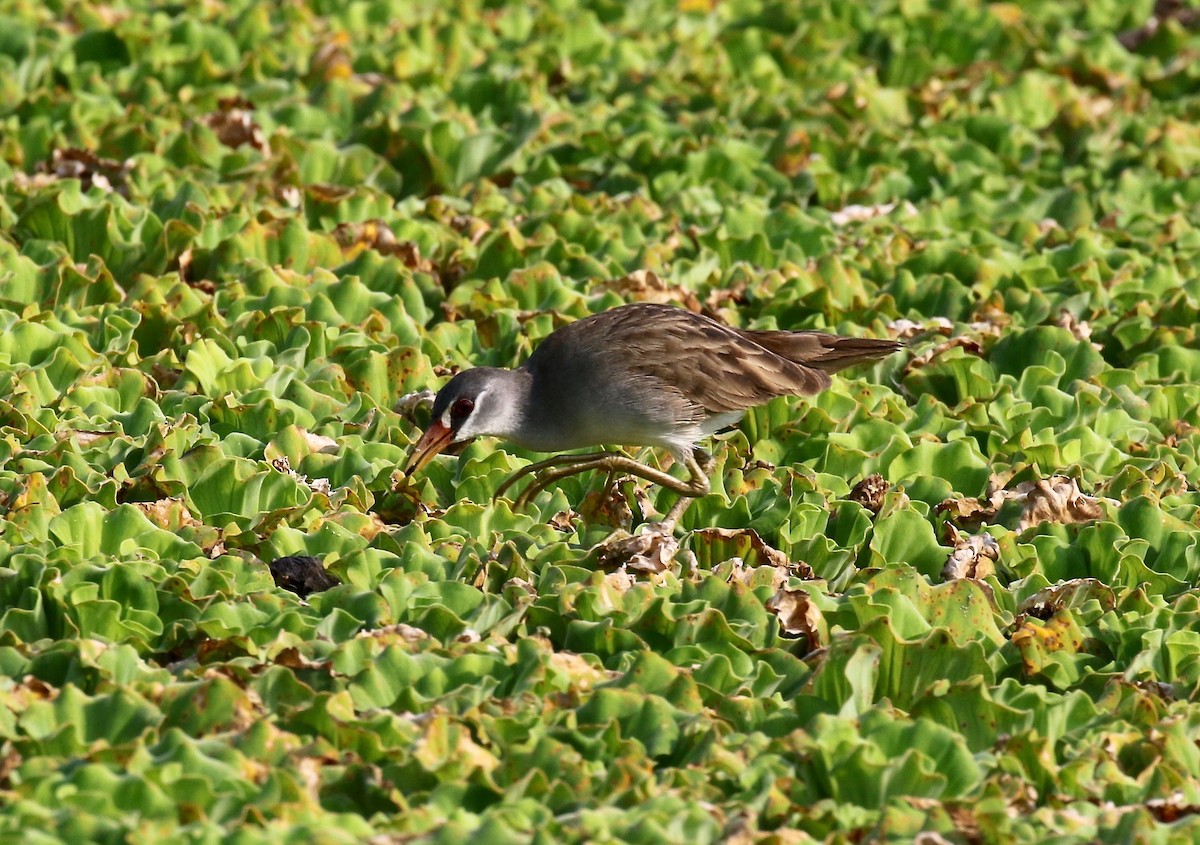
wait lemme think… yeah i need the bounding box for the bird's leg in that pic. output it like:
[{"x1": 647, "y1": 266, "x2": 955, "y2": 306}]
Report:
[
  {"x1": 654, "y1": 448, "x2": 714, "y2": 533},
  {"x1": 599, "y1": 467, "x2": 619, "y2": 503},
  {"x1": 505, "y1": 448, "x2": 714, "y2": 516},
  {"x1": 493, "y1": 451, "x2": 622, "y2": 503}
]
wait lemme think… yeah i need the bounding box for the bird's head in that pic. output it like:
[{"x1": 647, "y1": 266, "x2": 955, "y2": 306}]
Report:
[{"x1": 403, "y1": 368, "x2": 522, "y2": 474}]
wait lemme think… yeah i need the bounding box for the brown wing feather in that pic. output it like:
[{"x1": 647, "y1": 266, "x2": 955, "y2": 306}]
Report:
[{"x1": 528, "y1": 304, "x2": 834, "y2": 416}]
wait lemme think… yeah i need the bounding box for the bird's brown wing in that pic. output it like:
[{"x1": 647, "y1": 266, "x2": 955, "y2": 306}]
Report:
[
  {"x1": 741, "y1": 330, "x2": 903, "y2": 373},
  {"x1": 528, "y1": 303, "x2": 833, "y2": 416}
]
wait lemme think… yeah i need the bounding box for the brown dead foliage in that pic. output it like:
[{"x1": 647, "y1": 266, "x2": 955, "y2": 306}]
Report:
[
  {"x1": 548, "y1": 651, "x2": 614, "y2": 689},
  {"x1": 0, "y1": 742, "x2": 21, "y2": 788},
  {"x1": 1016, "y1": 578, "x2": 1116, "y2": 621},
  {"x1": 1056, "y1": 309, "x2": 1101, "y2": 348},
  {"x1": 719, "y1": 557, "x2": 792, "y2": 590},
  {"x1": 332, "y1": 220, "x2": 434, "y2": 269},
  {"x1": 765, "y1": 587, "x2": 825, "y2": 650},
  {"x1": 134, "y1": 497, "x2": 202, "y2": 531},
  {"x1": 903, "y1": 336, "x2": 985, "y2": 374},
  {"x1": 692, "y1": 526, "x2": 790, "y2": 569},
  {"x1": 357, "y1": 623, "x2": 430, "y2": 644},
  {"x1": 393, "y1": 388, "x2": 436, "y2": 421},
  {"x1": 268, "y1": 555, "x2": 341, "y2": 598},
  {"x1": 310, "y1": 32, "x2": 353, "y2": 81},
  {"x1": 1164, "y1": 420, "x2": 1197, "y2": 448},
  {"x1": 941, "y1": 523, "x2": 1000, "y2": 581},
  {"x1": 35, "y1": 147, "x2": 132, "y2": 194},
  {"x1": 205, "y1": 96, "x2": 269, "y2": 154},
  {"x1": 593, "y1": 529, "x2": 678, "y2": 574},
  {"x1": 1145, "y1": 795, "x2": 1200, "y2": 823},
  {"x1": 829, "y1": 201, "x2": 916, "y2": 227},
  {"x1": 547, "y1": 509, "x2": 579, "y2": 532},
  {"x1": 938, "y1": 475, "x2": 1109, "y2": 532},
  {"x1": 595, "y1": 269, "x2": 703, "y2": 312},
  {"x1": 849, "y1": 473, "x2": 889, "y2": 514},
  {"x1": 1009, "y1": 477, "x2": 1107, "y2": 530},
  {"x1": 449, "y1": 213, "x2": 492, "y2": 245}
]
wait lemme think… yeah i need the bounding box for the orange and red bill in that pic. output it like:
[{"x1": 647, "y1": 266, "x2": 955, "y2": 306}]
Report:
[{"x1": 404, "y1": 420, "x2": 453, "y2": 474}]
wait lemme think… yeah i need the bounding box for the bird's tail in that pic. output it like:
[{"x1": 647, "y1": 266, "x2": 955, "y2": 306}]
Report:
[{"x1": 742, "y1": 330, "x2": 904, "y2": 374}]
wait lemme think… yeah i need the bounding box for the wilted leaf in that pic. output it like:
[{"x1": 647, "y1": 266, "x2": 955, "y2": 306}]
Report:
[
  {"x1": 940, "y1": 475, "x2": 1112, "y2": 532},
  {"x1": 941, "y1": 524, "x2": 1000, "y2": 581},
  {"x1": 205, "y1": 96, "x2": 269, "y2": 153},
  {"x1": 591, "y1": 529, "x2": 679, "y2": 574},
  {"x1": 36, "y1": 147, "x2": 132, "y2": 194},
  {"x1": 765, "y1": 587, "x2": 825, "y2": 650},
  {"x1": 848, "y1": 473, "x2": 889, "y2": 514},
  {"x1": 1008, "y1": 477, "x2": 1109, "y2": 531}
]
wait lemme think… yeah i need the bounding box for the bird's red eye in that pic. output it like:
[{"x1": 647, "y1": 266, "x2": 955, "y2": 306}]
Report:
[{"x1": 450, "y1": 397, "x2": 474, "y2": 420}]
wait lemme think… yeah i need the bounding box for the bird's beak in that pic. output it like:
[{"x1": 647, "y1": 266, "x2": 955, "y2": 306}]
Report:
[{"x1": 404, "y1": 421, "x2": 454, "y2": 475}]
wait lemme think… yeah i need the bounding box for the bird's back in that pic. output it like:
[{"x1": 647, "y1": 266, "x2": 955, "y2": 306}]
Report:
[{"x1": 514, "y1": 303, "x2": 898, "y2": 454}]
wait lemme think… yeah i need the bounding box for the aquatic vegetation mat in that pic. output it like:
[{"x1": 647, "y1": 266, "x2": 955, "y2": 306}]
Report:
[{"x1": 2, "y1": 0, "x2": 1200, "y2": 841}]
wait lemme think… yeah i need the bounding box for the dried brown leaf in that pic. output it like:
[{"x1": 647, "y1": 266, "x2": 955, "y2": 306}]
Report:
[
  {"x1": 1057, "y1": 309, "x2": 1102, "y2": 349},
  {"x1": 720, "y1": 557, "x2": 793, "y2": 590},
  {"x1": 0, "y1": 741, "x2": 22, "y2": 788},
  {"x1": 205, "y1": 97, "x2": 269, "y2": 154},
  {"x1": 449, "y1": 213, "x2": 491, "y2": 245},
  {"x1": 35, "y1": 147, "x2": 132, "y2": 194},
  {"x1": 593, "y1": 529, "x2": 678, "y2": 573},
  {"x1": 1016, "y1": 578, "x2": 1115, "y2": 620},
  {"x1": 1009, "y1": 477, "x2": 1108, "y2": 531},
  {"x1": 903, "y1": 336, "x2": 985, "y2": 374},
  {"x1": 849, "y1": 473, "x2": 889, "y2": 514},
  {"x1": 765, "y1": 587, "x2": 825, "y2": 650},
  {"x1": 604, "y1": 568, "x2": 638, "y2": 593},
  {"x1": 935, "y1": 495, "x2": 998, "y2": 526},
  {"x1": 332, "y1": 220, "x2": 434, "y2": 269},
  {"x1": 1145, "y1": 795, "x2": 1200, "y2": 824},
  {"x1": 940, "y1": 474, "x2": 1109, "y2": 532},
  {"x1": 310, "y1": 32, "x2": 353, "y2": 81},
  {"x1": 941, "y1": 523, "x2": 1000, "y2": 581},
  {"x1": 547, "y1": 510, "x2": 579, "y2": 532},
  {"x1": 274, "y1": 648, "x2": 332, "y2": 671},
  {"x1": 829, "y1": 201, "x2": 916, "y2": 226},
  {"x1": 595, "y1": 268, "x2": 703, "y2": 312},
  {"x1": 60, "y1": 429, "x2": 116, "y2": 446},
  {"x1": 692, "y1": 526, "x2": 789, "y2": 568},
  {"x1": 503, "y1": 577, "x2": 537, "y2": 601},
  {"x1": 1165, "y1": 420, "x2": 1197, "y2": 447},
  {"x1": 357, "y1": 623, "x2": 430, "y2": 644},
  {"x1": 888, "y1": 317, "x2": 953, "y2": 338},
  {"x1": 394, "y1": 388, "x2": 436, "y2": 420},
  {"x1": 268, "y1": 555, "x2": 340, "y2": 598},
  {"x1": 134, "y1": 497, "x2": 201, "y2": 531},
  {"x1": 1118, "y1": 0, "x2": 1200, "y2": 50}
]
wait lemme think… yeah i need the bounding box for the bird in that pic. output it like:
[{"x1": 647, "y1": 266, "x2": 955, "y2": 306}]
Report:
[{"x1": 404, "y1": 302, "x2": 902, "y2": 528}]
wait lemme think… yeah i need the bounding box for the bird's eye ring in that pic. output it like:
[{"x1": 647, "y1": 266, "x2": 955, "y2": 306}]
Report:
[{"x1": 450, "y1": 397, "x2": 474, "y2": 419}]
